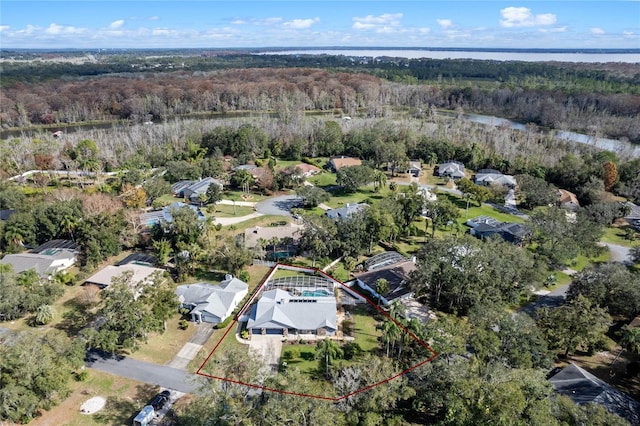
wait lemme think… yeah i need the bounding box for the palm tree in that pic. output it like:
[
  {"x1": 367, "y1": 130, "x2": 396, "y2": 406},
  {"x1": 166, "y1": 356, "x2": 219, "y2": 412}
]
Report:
[
  {"x1": 60, "y1": 214, "x2": 78, "y2": 242},
  {"x1": 35, "y1": 304, "x2": 56, "y2": 325},
  {"x1": 315, "y1": 339, "x2": 343, "y2": 377},
  {"x1": 378, "y1": 319, "x2": 400, "y2": 358},
  {"x1": 373, "y1": 169, "x2": 387, "y2": 192}
]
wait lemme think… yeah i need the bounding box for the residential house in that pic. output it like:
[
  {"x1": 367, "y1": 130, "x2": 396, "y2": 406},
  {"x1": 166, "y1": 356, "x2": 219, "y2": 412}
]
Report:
[
  {"x1": 246, "y1": 288, "x2": 337, "y2": 336},
  {"x1": 171, "y1": 180, "x2": 195, "y2": 198},
  {"x1": 406, "y1": 160, "x2": 422, "y2": 177},
  {"x1": 625, "y1": 202, "x2": 640, "y2": 231},
  {"x1": 355, "y1": 252, "x2": 416, "y2": 305},
  {"x1": 474, "y1": 169, "x2": 517, "y2": 188},
  {"x1": 181, "y1": 177, "x2": 224, "y2": 204},
  {"x1": 326, "y1": 203, "x2": 368, "y2": 221},
  {"x1": 175, "y1": 275, "x2": 249, "y2": 324},
  {"x1": 293, "y1": 163, "x2": 322, "y2": 177},
  {"x1": 557, "y1": 189, "x2": 580, "y2": 211},
  {"x1": 0, "y1": 239, "x2": 77, "y2": 277},
  {"x1": 84, "y1": 263, "x2": 165, "y2": 290},
  {"x1": 549, "y1": 363, "x2": 640, "y2": 425},
  {"x1": 244, "y1": 223, "x2": 303, "y2": 249},
  {"x1": 418, "y1": 185, "x2": 438, "y2": 202},
  {"x1": 329, "y1": 156, "x2": 362, "y2": 172},
  {"x1": 139, "y1": 202, "x2": 206, "y2": 228},
  {"x1": 438, "y1": 161, "x2": 466, "y2": 179},
  {"x1": 466, "y1": 216, "x2": 530, "y2": 245}
]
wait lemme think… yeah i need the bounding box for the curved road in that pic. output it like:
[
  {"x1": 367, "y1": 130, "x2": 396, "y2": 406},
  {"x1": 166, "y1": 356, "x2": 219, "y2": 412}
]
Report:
[{"x1": 255, "y1": 195, "x2": 302, "y2": 217}]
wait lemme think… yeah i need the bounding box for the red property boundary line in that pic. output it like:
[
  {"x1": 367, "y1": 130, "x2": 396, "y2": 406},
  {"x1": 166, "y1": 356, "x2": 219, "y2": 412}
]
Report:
[{"x1": 195, "y1": 263, "x2": 439, "y2": 401}]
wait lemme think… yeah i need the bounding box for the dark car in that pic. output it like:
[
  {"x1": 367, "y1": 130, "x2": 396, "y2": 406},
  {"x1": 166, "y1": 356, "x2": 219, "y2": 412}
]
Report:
[{"x1": 149, "y1": 390, "x2": 171, "y2": 410}]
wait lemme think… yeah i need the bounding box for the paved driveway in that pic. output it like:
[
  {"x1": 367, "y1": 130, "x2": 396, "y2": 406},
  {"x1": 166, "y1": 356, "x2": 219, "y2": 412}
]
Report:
[
  {"x1": 255, "y1": 195, "x2": 302, "y2": 216},
  {"x1": 248, "y1": 335, "x2": 283, "y2": 372}
]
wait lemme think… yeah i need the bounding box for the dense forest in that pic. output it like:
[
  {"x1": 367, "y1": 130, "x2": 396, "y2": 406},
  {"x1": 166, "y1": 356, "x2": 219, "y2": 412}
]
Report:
[{"x1": 1, "y1": 54, "x2": 639, "y2": 142}]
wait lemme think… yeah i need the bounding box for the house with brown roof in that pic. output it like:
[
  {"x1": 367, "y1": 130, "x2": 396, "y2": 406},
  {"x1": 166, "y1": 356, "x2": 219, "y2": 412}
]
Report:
[
  {"x1": 243, "y1": 223, "x2": 303, "y2": 249},
  {"x1": 329, "y1": 156, "x2": 362, "y2": 172},
  {"x1": 558, "y1": 189, "x2": 580, "y2": 211},
  {"x1": 294, "y1": 163, "x2": 322, "y2": 177}
]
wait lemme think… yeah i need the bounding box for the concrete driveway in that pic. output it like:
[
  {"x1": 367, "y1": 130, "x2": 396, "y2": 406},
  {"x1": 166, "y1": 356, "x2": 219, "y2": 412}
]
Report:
[
  {"x1": 248, "y1": 335, "x2": 283, "y2": 372},
  {"x1": 255, "y1": 195, "x2": 302, "y2": 216}
]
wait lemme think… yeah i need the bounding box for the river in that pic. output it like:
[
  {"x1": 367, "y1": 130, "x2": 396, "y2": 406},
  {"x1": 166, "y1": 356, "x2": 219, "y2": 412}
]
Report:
[{"x1": 445, "y1": 112, "x2": 640, "y2": 158}]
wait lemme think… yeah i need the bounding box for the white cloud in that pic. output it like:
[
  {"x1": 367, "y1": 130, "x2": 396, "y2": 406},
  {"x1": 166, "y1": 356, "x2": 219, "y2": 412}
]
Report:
[
  {"x1": 0, "y1": 25, "x2": 9, "y2": 32},
  {"x1": 437, "y1": 19, "x2": 453, "y2": 29},
  {"x1": 623, "y1": 31, "x2": 635, "y2": 36},
  {"x1": 231, "y1": 17, "x2": 283, "y2": 26},
  {"x1": 109, "y1": 20, "x2": 125, "y2": 29},
  {"x1": 539, "y1": 26, "x2": 567, "y2": 33},
  {"x1": 352, "y1": 13, "x2": 403, "y2": 31},
  {"x1": 149, "y1": 16, "x2": 159, "y2": 21},
  {"x1": 500, "y1": 7, "x2": 557, "y2": 28},
  {"x1": 151, "y1": 28, "x2": 175, "y2": 36},
  {"x1": 283, "y1": 18, "x2": 319, "y2": 29},
  {"x1": 45, "y1": 23, "x2": 85, "y2": 35},
  {"x1": 590, "y1": 27, "x2": 605, "y2": 35}
]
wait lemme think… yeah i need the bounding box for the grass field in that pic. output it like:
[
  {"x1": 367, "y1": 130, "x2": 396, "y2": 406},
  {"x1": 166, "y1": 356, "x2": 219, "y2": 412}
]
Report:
[
  {"x1": 209, "y1": 203, "x2": 254, "y2": 217},
  {"x1": 126, "y1": 315, "x2": 199, "y2": 364},
  {"x1": 601, "y1": 225, "x2": 639, "y2": 247},
  {"x1": 31, "y1": 370, "x2": 159, "y2": 426}
]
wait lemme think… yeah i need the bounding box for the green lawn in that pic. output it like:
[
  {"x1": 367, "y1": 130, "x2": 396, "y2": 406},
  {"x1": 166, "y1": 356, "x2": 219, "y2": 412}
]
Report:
[
  {"x1": 209, "y1": 203, "x2": 255, "y2": 217},
  {"x1": 350, "y1": 306, "x2": 382, "y2": 353},
  {"x1": 601, "y1": 225, "x2": 639, "y2": 247},
  {"x1": 126, "y1": 315, "x2": 199, "y2": 364},
  {"x1": 308, "y1": 172, "x2": 337, "y2": 188},
  {"x1": 281, "y1": 344, "x2": 318, "y2": 374}
]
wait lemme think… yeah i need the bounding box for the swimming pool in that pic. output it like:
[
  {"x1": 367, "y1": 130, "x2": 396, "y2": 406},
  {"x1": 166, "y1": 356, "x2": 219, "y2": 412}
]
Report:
[{"x1": 301, "y1": 289, "x2": 332, "y2": 297}]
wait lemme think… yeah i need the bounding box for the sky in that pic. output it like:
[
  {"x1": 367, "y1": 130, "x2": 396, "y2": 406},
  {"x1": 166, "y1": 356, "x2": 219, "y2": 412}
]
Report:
[{"x1": 0, "y1": 1, "x2": 639, "y2": 49}]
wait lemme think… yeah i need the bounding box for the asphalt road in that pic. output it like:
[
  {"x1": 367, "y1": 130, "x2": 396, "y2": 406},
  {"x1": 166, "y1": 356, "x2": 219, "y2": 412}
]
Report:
[
  {"x1": 85, "y1": 350, "x2": 199, "y2": 394},
  {"x1": 520, "y1": 284, "x2": 570, "y2": 317},
  {"x1": 255, "y1": 194, "x2": 302, "y2": 216}
]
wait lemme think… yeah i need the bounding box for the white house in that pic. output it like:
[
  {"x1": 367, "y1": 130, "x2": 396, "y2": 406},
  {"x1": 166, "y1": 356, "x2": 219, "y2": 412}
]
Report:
[
  {"x1": 175, "y1": 275, "x2": 249, "y2": 324},
  {"x1": 0, "y1": 240, "x2": 77, "y2": 277}
]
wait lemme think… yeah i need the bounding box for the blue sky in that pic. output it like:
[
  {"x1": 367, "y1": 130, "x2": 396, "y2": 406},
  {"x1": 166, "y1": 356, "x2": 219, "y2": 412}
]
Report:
[{"x1": 1, "y1": 1, "x2": 638, "y2": 49}]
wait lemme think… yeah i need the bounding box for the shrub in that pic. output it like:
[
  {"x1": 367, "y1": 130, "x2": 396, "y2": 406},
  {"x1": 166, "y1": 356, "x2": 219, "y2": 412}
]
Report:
[
  {"x1": 237, "y1": 270, "x2": 250, "y2": 282},
  {"x1": 216, "y1": 317, "x2": 233, "y2": 329},
  {"x1": 178, "y1": 319, "x2": 189, "y2": 330},
  {"x1": 241, "y1": 329, "x2": 250, "y2": 339}
]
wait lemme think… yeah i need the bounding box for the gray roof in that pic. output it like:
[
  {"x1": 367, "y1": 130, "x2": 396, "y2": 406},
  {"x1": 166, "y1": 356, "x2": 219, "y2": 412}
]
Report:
[
  {"x1": 247, "y1": 289, "x2": 337, "y2": 332},
  {"x1": 139, "y1": 202, "x2": 206, "y2": 227},
  {"x1": 549, "y1": 363, "x2": 640, "y2": 425},
  {"x1": 84, "y1": 264, "x2": 164, "y2": 289},
  {"x1": 326, "y1": 203, "x2": 367, "y2": 221},
  {"x1": 466, "y1": 216, "x2": 501, "y2": 228},
  {"x1": 625, "y1": 202, "x2": 640, "y2": 220},
  {"x1": 175, "y1": 277, "x2": 248, "y2": 322},
  {"x1": 182, "y1": 177, "x2": 223, "y2": 200},
  {"x1": 475, "y1": 170, "x2": 517, "y2": 187},
  {"x1": 438, "y1": 161, "x2": 465, "y2": 177},
  {"x1": 171, "y1": 180, "x2": 195, "y2": 195},
  {"x1": 356, "y1": 260, "x2": 416, "y2": 302},
  {"x1": 0, "y1": 249, "x2": 76, "y2": 276}
]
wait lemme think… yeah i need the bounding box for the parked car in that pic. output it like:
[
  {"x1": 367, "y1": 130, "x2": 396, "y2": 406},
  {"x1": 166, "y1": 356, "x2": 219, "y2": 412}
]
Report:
[
  {"x1": 133, "y1": 405, "x2": 154, "y2": 426},
  {"x1": 149, "y1": 390, "x2": 171, "y2": 411}
]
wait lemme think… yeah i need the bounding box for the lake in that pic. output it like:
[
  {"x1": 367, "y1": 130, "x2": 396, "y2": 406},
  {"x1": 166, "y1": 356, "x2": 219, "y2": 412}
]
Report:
[{"x1": 259, "y1": 49, "x2": 640, "y2": 63}]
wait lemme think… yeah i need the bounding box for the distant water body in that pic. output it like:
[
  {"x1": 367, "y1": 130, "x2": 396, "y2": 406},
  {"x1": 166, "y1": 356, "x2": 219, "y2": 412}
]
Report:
[{"x1": 260, "y1": 49, "x2": 640, "y2": 63}]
